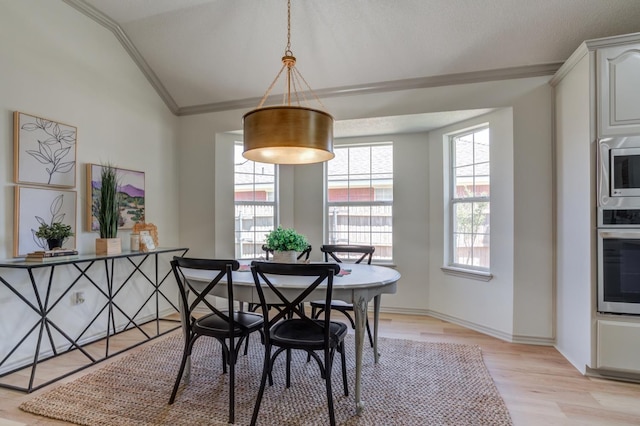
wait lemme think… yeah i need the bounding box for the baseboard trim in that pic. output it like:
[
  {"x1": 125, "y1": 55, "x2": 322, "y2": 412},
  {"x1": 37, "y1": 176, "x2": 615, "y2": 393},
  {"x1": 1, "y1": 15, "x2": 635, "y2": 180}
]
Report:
[{"x1": 425, "y1": 310, "x2": 555, "y2": 346}]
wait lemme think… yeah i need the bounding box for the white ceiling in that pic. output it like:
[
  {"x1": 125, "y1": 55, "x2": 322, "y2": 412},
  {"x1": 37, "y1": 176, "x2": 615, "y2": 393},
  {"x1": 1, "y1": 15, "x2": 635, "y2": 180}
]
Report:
[{"x1": 66, "y1": 0, "x2": 640, "y2": 134}]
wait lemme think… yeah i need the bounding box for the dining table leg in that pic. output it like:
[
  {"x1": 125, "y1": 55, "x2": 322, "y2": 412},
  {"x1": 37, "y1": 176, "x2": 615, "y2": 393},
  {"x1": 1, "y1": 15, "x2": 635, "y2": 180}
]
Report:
[{"x1": 353, "y1": 294, "x2": 368, "y2": 415}]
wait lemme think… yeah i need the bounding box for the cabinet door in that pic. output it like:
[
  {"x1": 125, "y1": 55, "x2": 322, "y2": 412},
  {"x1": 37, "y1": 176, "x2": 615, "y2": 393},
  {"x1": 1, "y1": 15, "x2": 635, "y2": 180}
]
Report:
[
  {"x1": 597, "y1": 320, "x2": 640, "y2": 373},
  {"x1": 597, "y1": 44, "x2": 640, "y2": 137}
]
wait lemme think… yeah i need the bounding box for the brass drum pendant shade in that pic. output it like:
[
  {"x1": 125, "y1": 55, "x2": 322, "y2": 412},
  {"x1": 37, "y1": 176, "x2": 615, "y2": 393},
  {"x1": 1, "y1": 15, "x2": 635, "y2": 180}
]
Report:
[
  {"x1": 243, "y1": 106, "x2": 334, "y2": 164},
  {"x1": 242, "y1": 0, "x2": 334, "y2": 164}
]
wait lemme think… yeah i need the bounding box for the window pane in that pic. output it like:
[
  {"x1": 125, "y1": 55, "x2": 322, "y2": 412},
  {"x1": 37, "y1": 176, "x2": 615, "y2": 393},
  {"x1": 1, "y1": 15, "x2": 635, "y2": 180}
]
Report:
[
  {"x1": 472, "y1": 202, "x2": 490, "y2": 233},
  {"x1": 371, "y1": 145, "x2": 393, "y2": 174},
  {"x1": 449, "y1": 125, "x2": 490, "y2": 271},
  {"x1": 454, "y1": 136, "x2": 474, "y2": 167},
  {"x1": 349, "y1": 147, "x2": 371, "y2": 174},
  {"x1": 348, "y1": 205, "x2": 371, "y2": 228},
  {"x1": 453, "y1": 203, "x2": 472, "y2": 233},
  {"x1": 235, "y1": 142, "x2": 277, "y2": 259},
  {"x1": 327, "y1": 148, "x2": 348, "y2": 176},
  {"x1": 474, "y1": 162, "x2": 489, "y2": 176},
  {"x1": 326, "y1": 144, "x2": 393, "y2": 261}
]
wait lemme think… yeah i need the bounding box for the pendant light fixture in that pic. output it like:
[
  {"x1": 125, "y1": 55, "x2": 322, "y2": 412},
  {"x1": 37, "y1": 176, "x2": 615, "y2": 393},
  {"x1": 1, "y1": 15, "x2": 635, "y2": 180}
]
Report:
[{"x1": 242, "y1": 0, "x2": 334, "y2": 165}]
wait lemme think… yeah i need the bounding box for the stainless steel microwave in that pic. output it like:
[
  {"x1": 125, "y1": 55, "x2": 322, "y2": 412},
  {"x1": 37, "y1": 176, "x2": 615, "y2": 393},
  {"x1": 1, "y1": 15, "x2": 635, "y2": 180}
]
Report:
[{"x1": 598, "y1": 137, "x2": 640, "y2": 208}]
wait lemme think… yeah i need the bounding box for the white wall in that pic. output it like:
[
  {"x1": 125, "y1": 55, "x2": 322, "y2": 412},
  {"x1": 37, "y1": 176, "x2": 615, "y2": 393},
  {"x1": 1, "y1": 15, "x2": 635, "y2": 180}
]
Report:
[
  {"x1": 428, "y1": 109, "x2": 516, "y2": 338},
  {"x1": 0, "y1": 1, "x2": 180, "y2": 369},
  {"x1": 512, "y1": 84, "x2": 555, "y2": 341},
  {"x1": 554, "y1": 52, "x2": 595, "y2": 372}
]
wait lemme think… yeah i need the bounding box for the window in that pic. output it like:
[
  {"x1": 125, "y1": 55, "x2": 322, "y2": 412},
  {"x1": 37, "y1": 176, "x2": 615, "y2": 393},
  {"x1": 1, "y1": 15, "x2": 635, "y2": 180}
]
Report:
[
  {"x1": 234, "y1": 143, "x2": 277, "y2": 259},
  {"x1": 448, "y1": 127, "x2": 490, "y2": 270},
  {"x1": 326, "y1": 143, "x2": 393, "y2": 261}
]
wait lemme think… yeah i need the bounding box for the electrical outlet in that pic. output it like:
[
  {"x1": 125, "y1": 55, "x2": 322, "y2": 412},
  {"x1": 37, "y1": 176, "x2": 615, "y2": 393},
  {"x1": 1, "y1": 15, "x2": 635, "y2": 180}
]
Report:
[{"x1": 70, "y1": 291, "x2": 85, "y2": 305}]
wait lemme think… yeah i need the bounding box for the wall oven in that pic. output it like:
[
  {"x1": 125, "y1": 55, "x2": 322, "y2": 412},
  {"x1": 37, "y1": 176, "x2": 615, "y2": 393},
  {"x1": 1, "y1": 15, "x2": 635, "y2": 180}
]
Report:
[{"x1": 598, "y1": 209, "x2": 640, "y2": 315}]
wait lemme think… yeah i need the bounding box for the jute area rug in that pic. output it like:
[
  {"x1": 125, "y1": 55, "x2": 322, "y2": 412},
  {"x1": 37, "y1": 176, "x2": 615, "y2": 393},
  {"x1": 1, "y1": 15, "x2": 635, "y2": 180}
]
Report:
[{"x1": 20, "y1": 333, "x2": 512, "y2": 425}]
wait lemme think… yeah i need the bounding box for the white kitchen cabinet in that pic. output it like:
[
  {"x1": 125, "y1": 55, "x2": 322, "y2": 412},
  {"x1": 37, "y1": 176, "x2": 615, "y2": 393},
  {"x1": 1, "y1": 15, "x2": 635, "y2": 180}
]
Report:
[
  {"x1": 597, "y1": 43, "x2": 640, "y2": 137},
  {"x1": 597, "y1": 320, "x2": 640, "y2": 373},
  {"x1": 552, "y1": 32, "x2": 640, "y2": 377}
]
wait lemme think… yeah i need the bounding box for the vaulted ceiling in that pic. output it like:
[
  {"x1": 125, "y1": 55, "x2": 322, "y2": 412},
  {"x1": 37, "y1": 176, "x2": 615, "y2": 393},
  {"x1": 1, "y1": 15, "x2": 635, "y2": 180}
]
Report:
[{"x1": 64, "y1": 0, "x2": 640, "y2": 134}]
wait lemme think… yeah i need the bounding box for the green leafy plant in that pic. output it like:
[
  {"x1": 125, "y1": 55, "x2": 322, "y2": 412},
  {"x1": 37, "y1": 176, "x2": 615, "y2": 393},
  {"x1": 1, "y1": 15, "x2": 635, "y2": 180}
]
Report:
[
  {"x1": 35, "y1": 222, "x2": 74, "y2": 241},
  {"x1": 265, "y1": 226, "x2": 308, "y2": 252},
  {"x1": 97, "y1": 164, "x2": 120, "y2": 239}
]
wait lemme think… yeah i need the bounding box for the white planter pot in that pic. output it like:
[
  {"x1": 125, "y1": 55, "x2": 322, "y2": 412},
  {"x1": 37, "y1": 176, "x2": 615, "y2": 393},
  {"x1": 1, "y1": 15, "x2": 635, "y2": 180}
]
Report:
[{"x1": 272, "y1": 250, "x2": 297, "y2": 263}]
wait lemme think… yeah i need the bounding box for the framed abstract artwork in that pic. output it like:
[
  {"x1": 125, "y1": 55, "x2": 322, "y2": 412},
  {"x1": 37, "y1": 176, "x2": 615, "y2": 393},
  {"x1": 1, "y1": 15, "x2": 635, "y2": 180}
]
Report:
[
  {"x1": 14, "y1": 111, "x2": 77, "y2": 188},
  {"x1": 86, "y1": 164, "x2": 145, "y2": 232},
  {"x1": 14, "y1": 186, "x2": 77, "y2": 257}
]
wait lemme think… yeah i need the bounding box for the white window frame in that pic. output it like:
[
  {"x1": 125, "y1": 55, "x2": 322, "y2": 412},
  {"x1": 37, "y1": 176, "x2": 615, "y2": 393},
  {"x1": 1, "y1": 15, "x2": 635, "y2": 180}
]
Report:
[
  {"x1": 442, "y1": 126, "x2": 493, "y2": 281},
  {"x1": 325, "y1": 142, "x2": 393, "y2": 263},
  {"x1": 234, "y1": 142, "x2": 278, "y2": 259}
]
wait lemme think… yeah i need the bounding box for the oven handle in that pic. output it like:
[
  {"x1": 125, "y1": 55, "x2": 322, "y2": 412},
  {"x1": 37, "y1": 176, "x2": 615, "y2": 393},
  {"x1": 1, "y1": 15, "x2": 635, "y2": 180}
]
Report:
[{"x1": 598, "y1": 230, "x2": 640, "y2": 239}]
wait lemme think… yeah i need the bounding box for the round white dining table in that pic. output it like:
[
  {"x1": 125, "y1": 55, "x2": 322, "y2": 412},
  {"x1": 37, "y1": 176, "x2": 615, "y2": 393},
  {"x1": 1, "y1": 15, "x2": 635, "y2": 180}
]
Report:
[{"x1": 183, "y1": 262, "x2": 400, "y2": 415}]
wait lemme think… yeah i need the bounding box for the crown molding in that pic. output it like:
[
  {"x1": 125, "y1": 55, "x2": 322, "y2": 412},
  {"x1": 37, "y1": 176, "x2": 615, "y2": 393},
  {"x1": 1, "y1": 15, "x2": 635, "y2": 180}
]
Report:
[
  {"x1": 62, "y1": 0, "x2": 180, "y2": 114},
  {"x1": 64, "y1": 0, "x2": 560, "y2": 117},
  {"x1": 177, "y1": 63, "x2": 561, "y2": 116}
]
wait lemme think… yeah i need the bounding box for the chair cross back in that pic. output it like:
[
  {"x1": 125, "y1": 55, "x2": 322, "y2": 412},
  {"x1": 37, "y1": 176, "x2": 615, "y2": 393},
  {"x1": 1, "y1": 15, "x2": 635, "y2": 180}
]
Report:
[
  {"x1": 171, "y1": 257, "x2": 239, "y2": 327},
  {"x1": 251, "y1": 261, "x2": 340, "y2": 327},
  {"x1": 321, "y1": 244, "x2": 375, "y2": 264}
]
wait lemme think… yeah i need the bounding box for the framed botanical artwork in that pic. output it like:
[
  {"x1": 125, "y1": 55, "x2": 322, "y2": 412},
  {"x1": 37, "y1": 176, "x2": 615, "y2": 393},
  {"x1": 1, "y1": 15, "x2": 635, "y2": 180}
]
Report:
[
  {"x1": 14, "y1": 186, "x2": 77, "y2": 257},
  {"x1": 86, "y1": 164, "x2": 145, "y2": 232},
  {"x1": 14, "y1": 111, "x2": 77, "y2": 188}
]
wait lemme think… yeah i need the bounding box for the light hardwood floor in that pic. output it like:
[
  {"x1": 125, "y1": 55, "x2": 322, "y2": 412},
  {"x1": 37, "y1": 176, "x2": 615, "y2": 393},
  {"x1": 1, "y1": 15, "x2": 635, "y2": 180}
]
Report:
[{"x1": 1, "y1": 313, "x2": 640, "y2": 425}]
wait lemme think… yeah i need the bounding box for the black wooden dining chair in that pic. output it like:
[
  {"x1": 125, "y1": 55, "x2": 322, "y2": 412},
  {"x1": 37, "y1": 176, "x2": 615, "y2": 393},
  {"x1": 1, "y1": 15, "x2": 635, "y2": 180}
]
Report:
[
  {"x1": 249, "y1": 261, "x2": 348, "y2": 426},
  {"x1": 310, "y1": 244, "x2": 375, "y2": 347},
  {"x1": 169, "y1": 257, "x2": 263, "y2": 424},
  {"x1": 242, "y1": 244, "x2": 313, "y2": 355}
]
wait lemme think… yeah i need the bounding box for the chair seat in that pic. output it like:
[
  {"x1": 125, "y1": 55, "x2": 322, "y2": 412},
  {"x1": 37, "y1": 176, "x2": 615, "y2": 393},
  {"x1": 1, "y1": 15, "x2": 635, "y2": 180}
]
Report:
[
  {"x1": 271, "y1": 319, "x2": 348, "y2": 349},
  {"x1": 310, "y1": 299, "x2": 353, "y2": 310},
  {"x1": 194, "y1": 310, "x2": 263, "y2": 337}
]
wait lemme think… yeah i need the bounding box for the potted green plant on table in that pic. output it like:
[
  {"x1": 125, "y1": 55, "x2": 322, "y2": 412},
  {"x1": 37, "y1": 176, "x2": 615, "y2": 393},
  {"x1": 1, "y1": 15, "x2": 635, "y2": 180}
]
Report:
[
  {"x1": 265, "y1": 226, "x2": 308, "y2": 263},
  {"x1": 35, "y1": 222, "x2": 74, "y2": 250},
  {"x1": 95, "y1": 164, "x2": 121, "y2": 255}
]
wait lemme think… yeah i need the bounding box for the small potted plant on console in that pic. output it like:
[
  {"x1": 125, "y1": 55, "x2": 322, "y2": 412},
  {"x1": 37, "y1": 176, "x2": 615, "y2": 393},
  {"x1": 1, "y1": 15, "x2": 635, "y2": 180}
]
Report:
[{"x1": 35, "y1": 222, "x2": 74, "y2": 250}]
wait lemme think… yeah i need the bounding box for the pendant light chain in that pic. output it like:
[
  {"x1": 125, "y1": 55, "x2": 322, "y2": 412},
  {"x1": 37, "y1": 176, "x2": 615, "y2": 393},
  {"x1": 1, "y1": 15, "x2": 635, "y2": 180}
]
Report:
[
  {"x1": 253, "y1": 0, "x2": 327, "y2": 111},
  {"x1": 286, "y1": 0, "x2": 292, "y2": 56}
]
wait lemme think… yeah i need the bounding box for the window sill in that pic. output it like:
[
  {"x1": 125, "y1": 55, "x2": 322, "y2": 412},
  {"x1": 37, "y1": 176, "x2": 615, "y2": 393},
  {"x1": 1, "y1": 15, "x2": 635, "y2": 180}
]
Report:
[{"x1": 441, "y1": 265, "x2": 493, "y2": 282}]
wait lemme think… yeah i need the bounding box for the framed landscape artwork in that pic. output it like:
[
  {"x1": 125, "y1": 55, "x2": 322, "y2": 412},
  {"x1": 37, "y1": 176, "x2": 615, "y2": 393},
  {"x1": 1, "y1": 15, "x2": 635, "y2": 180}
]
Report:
[
  {"x1": 86, "y1": 164, "x2": 145, "y2": 232},
  {"x1": 14, "y1": 186, "x2": 77, "y2": 257},
  {"x1": 14, "y1": 111, "x2": 77, "y2": 188}
]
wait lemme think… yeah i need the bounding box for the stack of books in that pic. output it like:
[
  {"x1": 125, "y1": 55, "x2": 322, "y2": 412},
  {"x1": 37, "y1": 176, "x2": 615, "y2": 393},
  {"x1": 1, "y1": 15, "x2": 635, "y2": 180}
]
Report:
[{"x1": 25, "y1": 249, "x2": 79, "y2": 263}]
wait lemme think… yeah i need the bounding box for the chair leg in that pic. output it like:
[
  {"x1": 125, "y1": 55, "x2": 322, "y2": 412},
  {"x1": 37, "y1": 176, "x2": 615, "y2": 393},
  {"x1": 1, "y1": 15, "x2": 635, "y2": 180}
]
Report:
[
  {"x1": 365, "y1": 317, "x2": 374, "y2": 348},
  {"x1": 243, "y1": 334, "x2": 250, "y2": 355},
  {"x1": 229, "y1": 352, "x2": 235, "y2": 424},
  {"x1": 340, "y1": 309, "x2": 357, "y2": 329},
  {"x1": 286, "y1": 349, "x2": 292, "y2": 388},
  {"x1": 221, "y1": 344, "x2": 228, "y2": 373},
  {"x1": 324, "y1": 348, "x2": 337, "y2": 426},
  {"x1": 169, "y1": 334, "x2": 197, "y2": 404},
  {"x1": 340, "y1": 342, "x2": 348, "y2": 396},
  {"x1": 250, "y1": 344, "x2": 272, "y2": 426}
]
